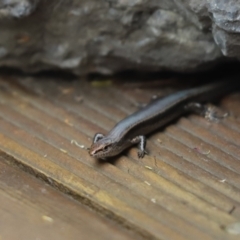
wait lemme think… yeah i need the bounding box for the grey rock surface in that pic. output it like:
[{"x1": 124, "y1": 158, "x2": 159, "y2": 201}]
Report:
[{"x1": 0, "y1": 0, "x2": 239, "y2": 75}]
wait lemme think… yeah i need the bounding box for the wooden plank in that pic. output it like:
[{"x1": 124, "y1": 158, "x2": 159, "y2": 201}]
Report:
[
  {"x1": 0, "y1": 76, "x2": 240, "y2": 240},
  {"x1": 0, "y1": 158, "x2": 136, "y2": 240}
]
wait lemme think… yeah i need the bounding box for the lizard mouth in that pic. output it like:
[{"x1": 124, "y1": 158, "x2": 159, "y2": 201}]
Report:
[
  {"x1": 89, "y1": 148, "x2": 96, "y2": 156},
  {"x1": 89, "y1": 146, "x2": 102, "y2": 157}
]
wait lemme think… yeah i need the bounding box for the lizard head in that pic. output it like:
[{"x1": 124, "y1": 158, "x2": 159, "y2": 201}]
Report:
[{"x1": 89, "y1": 138, "x2": 115, "y2": 159}]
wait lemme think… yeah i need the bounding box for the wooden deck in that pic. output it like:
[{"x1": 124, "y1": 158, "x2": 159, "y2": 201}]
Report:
[
  {"x1": 0, "y1": 74, "x2": 239, "y2": 240},
  {"x1": 0, "y1": 156, "x2": 135, "y2": 240}
]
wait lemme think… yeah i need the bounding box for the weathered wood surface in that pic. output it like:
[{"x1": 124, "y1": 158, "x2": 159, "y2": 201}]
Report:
[
  {"x1": 0, "y1": 75, "x2": 239, "y2": 240},
  {"x1": 0, "y1": 157, "x2": 135, "y2": 240}
]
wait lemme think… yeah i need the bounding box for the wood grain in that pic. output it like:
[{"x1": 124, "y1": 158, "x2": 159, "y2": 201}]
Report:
[
  {"x1": 0, "y1": 158, "x2": 137, "y2": 240},
  {"x1": 0, "y1": 76, "x2": 239, "y2": 240}
]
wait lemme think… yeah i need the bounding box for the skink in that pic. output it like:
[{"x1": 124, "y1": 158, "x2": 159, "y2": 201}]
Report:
[{"x1": 89, "y1": 80, "x2": 239, "y2": 159}]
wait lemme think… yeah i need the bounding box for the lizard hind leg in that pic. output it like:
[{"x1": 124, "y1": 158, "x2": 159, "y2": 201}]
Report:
[{"x1": 185, "y1": 102, "x2": 228, "y2": 122}]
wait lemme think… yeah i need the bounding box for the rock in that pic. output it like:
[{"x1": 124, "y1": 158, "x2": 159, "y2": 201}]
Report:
[
  {"x1": 0, "y1": 0, "x2": 239, "y2": 75},
  {"x1": 0, "y1": 0, "x2": 39, "y2": 18}
]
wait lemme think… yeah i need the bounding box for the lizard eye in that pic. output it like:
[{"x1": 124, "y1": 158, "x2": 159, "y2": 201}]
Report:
[{"x1": 102, "y1": 145, "x2": 110, "y2": 152}]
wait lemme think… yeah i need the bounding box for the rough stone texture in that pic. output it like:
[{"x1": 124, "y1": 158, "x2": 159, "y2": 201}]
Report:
[
  {"x1": 0, "y1": 0, "x2": 39, "y2": 18},
  {"x1": 0, "y1": 0, "x2": 239, "y2": 75}
]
